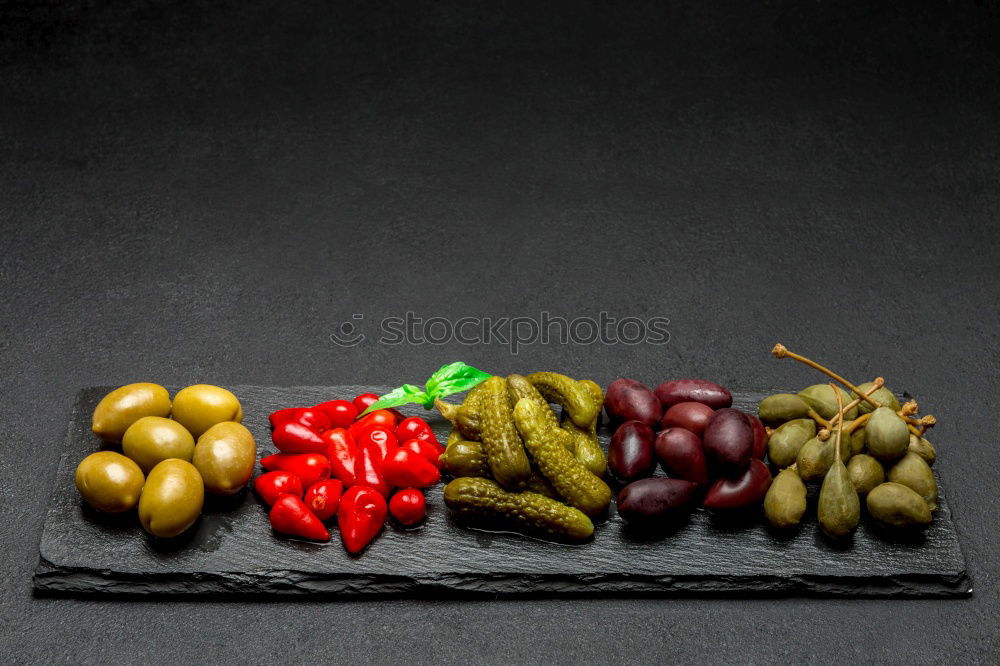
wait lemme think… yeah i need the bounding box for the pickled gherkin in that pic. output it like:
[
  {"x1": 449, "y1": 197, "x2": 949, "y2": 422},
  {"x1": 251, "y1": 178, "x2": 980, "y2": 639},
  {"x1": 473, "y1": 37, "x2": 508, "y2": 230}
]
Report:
[
  {"x1": 513, "y1": 398, "x2": 611, "y2": 516},
  {"x1": 506, "y1": 375, "x2": 560, "y2": 431},
  {"x1": 440, "y1": 429, "x2": 490, "y2": 478},
  {"x1": 443, "y1": 477, "x2": 594, "y2": 541},
  {"x1": 477, "y1": 377, "x2": 532, "y2": 489},
  {"x1": 435, "y1": 381, "x2": 489, "y2": 440},
  {"x1": 525, "y1": 371, "x2": 598, "y2": 427},
  {"x1": 560, "y1": 379, "x2": 608, "y2": 477}
]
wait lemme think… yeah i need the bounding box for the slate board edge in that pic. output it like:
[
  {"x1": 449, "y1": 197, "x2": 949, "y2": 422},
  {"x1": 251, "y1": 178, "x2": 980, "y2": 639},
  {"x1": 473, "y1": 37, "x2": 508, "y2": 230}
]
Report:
[
  {"x1": 32, "y1": 556, "x2": 972, "y2": 599},
  {"x1": 34, "y1": 386, "x2": 972, "y2": 600}
]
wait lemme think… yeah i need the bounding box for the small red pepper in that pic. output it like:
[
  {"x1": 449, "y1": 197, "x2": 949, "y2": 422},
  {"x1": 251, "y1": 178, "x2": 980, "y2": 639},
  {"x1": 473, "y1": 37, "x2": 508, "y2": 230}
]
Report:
[
  {"x1": 400, "y1": 438, "x2": 443, "y2": 469},
  {"x1": 349, "y1": 409, "x2": 398, "y2": 437},
  {"x1": 314, "y1": 399, "x2": 358, "y2": 429},
  {"x1": 269, "y1": 407, "x2": 303, "y2": 429},
  {"x1": 338, "y1": 485, "x2": 387, "y2": 554},
  {"x1": 294, "y1": 407, "x2": 331, "y2": 433},
  {"x1": 389, "y1": 488, "x2": 426, "y2": 527},
  {"x1": 303, "y1": 479, "x2": 343, "y2": 521},
  {"x1": 321, "y1": 428, "x2": 359, "y2": 486},
  {"x1": 253, "y1": 470, "x2": 304, "y2": 505},
  {"x1": 382, "y1": 447, "x2": 441, "y2": 488},
  {"x1": 269, "y1": 494, "x2": 330, "y2": 541},
  {"x1": 260, "y1": 452, "x2": 331, "y2": 487},
  {"x1": 355, "y1": 425, "x2": 397, "y2": 462},
  {"x1": 272, "y1": 421, "x2": 328, "y2": 454},
  {"x1": 352, "y1": 393, "x2": 379, "y2": 414},
  {"x1": 356, "y1": 439, "x2": 391, "y2": 497},
  {"x1": 396, "y1": 416, "x2": 439, "y2": 446}
]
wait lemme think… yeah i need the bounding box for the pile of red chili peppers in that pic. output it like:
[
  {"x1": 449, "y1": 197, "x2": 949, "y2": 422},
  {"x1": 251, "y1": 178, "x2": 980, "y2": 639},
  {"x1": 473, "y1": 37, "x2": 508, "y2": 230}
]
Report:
[{"x1": 253, "y1": 393, "x2": 442, "y2": 554}]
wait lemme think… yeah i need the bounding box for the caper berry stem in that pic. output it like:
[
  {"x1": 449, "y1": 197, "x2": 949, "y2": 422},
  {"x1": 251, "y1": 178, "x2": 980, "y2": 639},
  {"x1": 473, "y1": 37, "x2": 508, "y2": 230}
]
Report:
[
  {"x1": 845, "y1": 412, "x2": 871, "y2": 434},
  {"x1": 771, "y1": 344, "x2": 882, "y2": 410},
  {"x1": 831, "y1": 382, "x2": 844, "y2": 461},
  {"x1": 817, "y1": 379, "x2": 880, "y2": 439},
  {"x1": 819, "y1": 411, "x2": 872, "y2": 441},
  {"x1": 808, "y1": 409, "x2": 830, "y2": 427}
]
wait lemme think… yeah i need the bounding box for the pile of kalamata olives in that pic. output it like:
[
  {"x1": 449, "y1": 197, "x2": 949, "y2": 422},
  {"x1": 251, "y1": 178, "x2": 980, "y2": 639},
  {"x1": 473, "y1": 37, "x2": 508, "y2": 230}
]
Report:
[{"x1": 605, "y1": 378, "x2": 771, "y2": 527}]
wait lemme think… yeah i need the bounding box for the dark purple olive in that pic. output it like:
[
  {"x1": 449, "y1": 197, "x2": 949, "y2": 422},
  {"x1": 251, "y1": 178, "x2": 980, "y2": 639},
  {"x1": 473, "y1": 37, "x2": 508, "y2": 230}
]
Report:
[
  {"x1": 747, "y1": 413, "x2": 767, "y2": 459},
  {"x1": 617, "y1": 478, "x2": 698, "y2": 525},
  {"x1": 608, "y1": 420, "x2": 656, "y2": 482},
  {"x1": 703, "y1": 459, "x2": 772, "y2": 510},
  {"x1": 702, "y1": 408, "x2": 754, "y2": 473},
  {"x1": 654, "y1": 378, "x2": 733, "y2": 411},
  {"x1": 654, "y1": 428, "x2": 709, "y2": 486},
  {"x1": 604, "y1": 378, "x2": 661, "y2": 428},
  {"x1": 660, "y1": 401, "x2": 714, "y2": 438}
]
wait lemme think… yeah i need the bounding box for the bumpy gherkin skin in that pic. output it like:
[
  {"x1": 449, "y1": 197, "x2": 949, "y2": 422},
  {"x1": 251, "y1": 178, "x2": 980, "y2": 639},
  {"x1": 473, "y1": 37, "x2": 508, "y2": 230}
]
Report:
[
  {"x1": 440, "y1": 429, "x2": 490, "y2": 478},
  {"x1": 560, "y1": 379, "x2": 608, "y2": 477},
  {"x1": 507, "y1": 375, "x2": 560, "y2": 430},
  {"x1": 440, "y1": 430, "x2": 560, "y2": 498},
  {"x1": 436, "y1": 381, "x2": 490, "y2": 440},
  {"x1": 443, "y1": 477, "x2": 594, "y2": 541},
  {"x1": 513, "y1": 398, "x2": 612, "y2": 517},
  {"x1": 525, "y1": 372, "x2": 598, "y2": 427},
  {"x1": 478, "y1": 376, "x2": 532, "y2": 489}
]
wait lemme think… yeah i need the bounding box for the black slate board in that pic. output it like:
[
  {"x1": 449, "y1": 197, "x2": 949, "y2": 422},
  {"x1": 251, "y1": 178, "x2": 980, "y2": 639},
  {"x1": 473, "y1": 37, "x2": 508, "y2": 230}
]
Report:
[{"x1": 34, "y1": 386, "x2": 971, "y2": 598}]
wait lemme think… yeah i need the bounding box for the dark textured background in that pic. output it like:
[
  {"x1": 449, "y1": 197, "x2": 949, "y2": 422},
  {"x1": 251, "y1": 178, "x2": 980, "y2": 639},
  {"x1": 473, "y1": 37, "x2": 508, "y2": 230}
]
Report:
[{"x1": 2, "y1": 1, "x2": 998, "y2": 663}]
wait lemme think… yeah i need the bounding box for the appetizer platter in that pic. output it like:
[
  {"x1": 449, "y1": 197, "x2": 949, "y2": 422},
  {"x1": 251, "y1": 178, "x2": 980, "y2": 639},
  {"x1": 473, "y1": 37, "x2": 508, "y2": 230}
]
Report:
[{"x1": 35, "y1": 350, "x2": 970, "y2": 598}]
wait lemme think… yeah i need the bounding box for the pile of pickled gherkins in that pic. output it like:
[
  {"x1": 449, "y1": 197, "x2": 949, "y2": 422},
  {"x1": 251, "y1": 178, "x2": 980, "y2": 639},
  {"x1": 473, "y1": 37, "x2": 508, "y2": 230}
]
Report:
[
  {"x1": 437, "y1": 373, "x2": 611, "y2": 541},
  {"x1": 76, "y1": 383, "x2": 253, "y2": 537}
]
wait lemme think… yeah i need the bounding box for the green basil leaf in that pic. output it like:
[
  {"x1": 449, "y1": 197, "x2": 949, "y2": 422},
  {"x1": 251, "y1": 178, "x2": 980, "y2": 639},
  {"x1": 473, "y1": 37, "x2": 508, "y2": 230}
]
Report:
[
  {"x1": 426, "y1": 361, "x2": 492, "y2": 396},
  {"x1": 360, "y1": 384, "x2": 428, "y2": 415},
  {"x1": 359, "y1": 362, "x2": 492, "y2": 416}
]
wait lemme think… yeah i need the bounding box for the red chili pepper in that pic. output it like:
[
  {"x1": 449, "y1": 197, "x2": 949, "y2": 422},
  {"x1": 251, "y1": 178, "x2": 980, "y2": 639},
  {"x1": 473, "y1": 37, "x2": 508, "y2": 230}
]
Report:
[
  {"x1": 269, "y1": 494, "x2": 330, "y2": 541},
  {"x1": 349, "y1": 409, "x2": 398, "y2": 437},
  {"x1": 272, "y1": 421, "x2": 328, "y2": 454},
  {"x1": 338, "y1": 485, "x2": 387, "y2": 554},
  {"x1": 389, "y1": 488, "x2": 426, "y2": 527},
  {"x1": 400, "y1": 438, "x2": 443, "y2": 469},
  {"x1": 253, "y1": 470, "x2": 304, "y2": 505},
  {"x1": 260, "y1": 452, "x2": 331, "y2": 487},
  {"x1": 321, "y1": 428, "x2": 359, "y2": 486},
  {"x1": 352, "y1": 393, "x2": 379, "y2": 414},
  {"x1": 356, "y1": 439, "x2": 391, "y2": 497},
  {"x1": 355, "y1": 425, "x2": 397, "y2": 462},
  {"x1": 294, "y1": 407, "x2": 331, "y2": 433},
  {"x1": 269, "y1": 407, "x2": 303, "y2": 429},
  {"x1": 396, "y1": 416, "x2": 439, "y2": 446},
  {"x1": 314, "y1": 399, "x2": 358, "y2": 429},
  {"x1": 382, "y1": 447, "x2": 441, "y2": 488},
  {"x1": 303, "y1": 479, "x2": 343, "y2": 521}
]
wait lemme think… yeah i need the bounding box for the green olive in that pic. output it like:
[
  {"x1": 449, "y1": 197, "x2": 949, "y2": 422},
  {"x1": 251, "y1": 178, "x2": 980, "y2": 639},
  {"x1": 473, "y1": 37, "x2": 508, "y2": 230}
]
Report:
[
  {"x1": 122, "y1": 416, "x2": 196, "y2": 473},
  {"x1": 170, "y1": 384, "x2": 243, "y2": 438},
  {"x1": 138, "y1": 459, "x2": 205, "y2": 538},
  {"x1": 91, "y1": 383, "x2": 171, "y2": 443},
  {"x1": 74, "y1": 451, "x2": 145, "y2": 512},
  {"x1": 192, "y1": 422, "x2": 256, "y2": 495}
]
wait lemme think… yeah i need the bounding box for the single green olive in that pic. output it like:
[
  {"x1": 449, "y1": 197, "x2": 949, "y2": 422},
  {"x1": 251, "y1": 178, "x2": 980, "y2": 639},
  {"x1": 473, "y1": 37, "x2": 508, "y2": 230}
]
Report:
[
  {"x1": 74, "y1": 451, "x2": 145, "y2": 512},
  {"x1": 91, "y1": 383, "x2": 171, "y2": 443},
  {"x1": 122, "y1": 416, "x2": 196, "y2": 473},
  {"x1": 192, "y1": 422, "x2": 256, "y2": 495},
  {"x1": 138, "y1": 459, "x2": 205, "y2": 538},
  {"x1": 170, "y1": 384, "x2": 243, "y2": 439}
]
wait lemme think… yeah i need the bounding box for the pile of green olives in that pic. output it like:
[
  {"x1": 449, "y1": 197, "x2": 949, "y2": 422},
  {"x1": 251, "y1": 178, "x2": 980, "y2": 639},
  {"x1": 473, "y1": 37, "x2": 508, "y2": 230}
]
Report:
[
  {"x1": 760, "y1": 345, "x2": 940, "y2": 540},
  {"x1": 77, "y1": 382, "x2": 254, "y2": 538}
]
